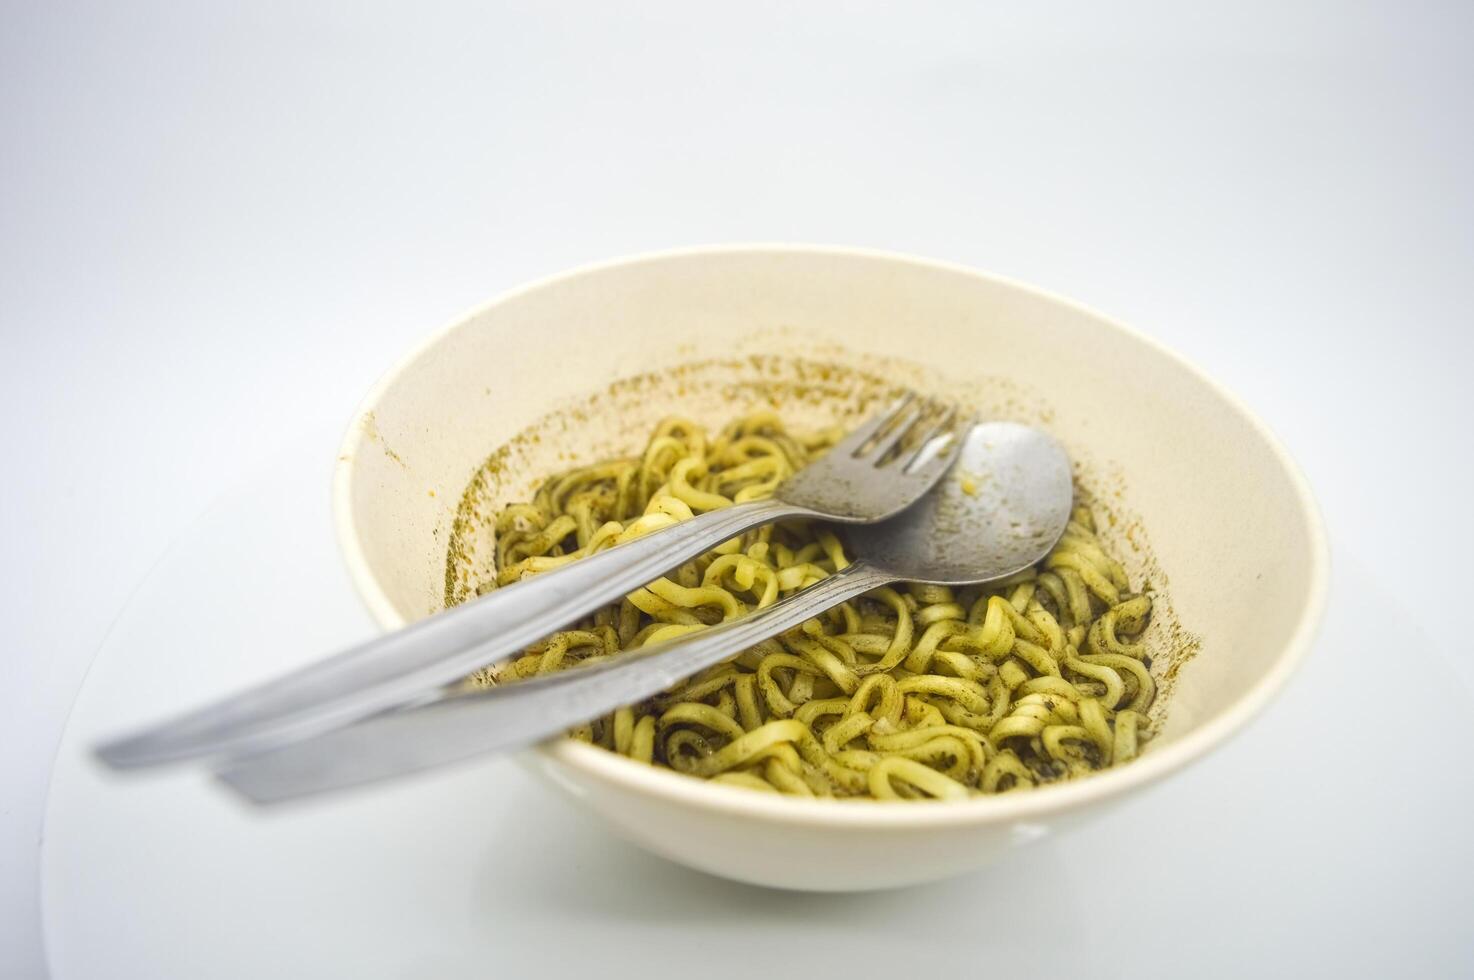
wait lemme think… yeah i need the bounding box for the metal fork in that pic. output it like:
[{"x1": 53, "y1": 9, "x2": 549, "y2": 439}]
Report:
[{"x1": 97, "y1": 396, "x2": 960, "y2": 769}]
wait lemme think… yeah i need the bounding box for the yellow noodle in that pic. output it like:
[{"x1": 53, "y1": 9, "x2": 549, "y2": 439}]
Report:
[
  {"x1": 869, "y1": 757, "x2": 971, "y2": 800},
  {"x1": 711, "y1": 771, "x2": 781, "y2": 793},
  {"x1": 465, "y1": 413, "x2": 1160, "y2": 800}
]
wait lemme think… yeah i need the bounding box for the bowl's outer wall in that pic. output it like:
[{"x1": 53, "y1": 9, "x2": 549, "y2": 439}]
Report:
[
  {"x1": 337, "y1": 247, "x2": 1323, "y2": 889},
  {"x1": 519, "y1": 750, "x2": 1113, "y2": 891}
]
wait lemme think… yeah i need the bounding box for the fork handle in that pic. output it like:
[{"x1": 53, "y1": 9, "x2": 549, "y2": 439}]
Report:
[
  {"x1": 215, "y1": 561, "x2": 896, "y2": 804},
  {"x1": 98, "y1": 497, "x2": 812, "y2": 769}
]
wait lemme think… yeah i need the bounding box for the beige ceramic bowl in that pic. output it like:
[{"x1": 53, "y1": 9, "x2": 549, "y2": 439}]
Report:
[{"x1": 334, "y1": 245, "x2": 1327, "y2": 891}]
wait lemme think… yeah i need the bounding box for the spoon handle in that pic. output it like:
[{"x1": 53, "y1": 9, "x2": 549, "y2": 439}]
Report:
[
  {"x1": 95, "y1": 497, "x2": 810, "y2": 769},
  {"x1": 215, "y1": 561, "x2": 896, "y2": 804}
]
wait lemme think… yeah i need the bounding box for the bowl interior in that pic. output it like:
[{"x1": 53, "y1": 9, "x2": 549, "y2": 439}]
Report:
[{"x1": 337, "y1": 247, "x2": 1323, "y2": 784}]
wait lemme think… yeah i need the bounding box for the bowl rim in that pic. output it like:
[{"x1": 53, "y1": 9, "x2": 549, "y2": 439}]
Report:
[{"x1": 333, "y1": 243, "x2": 1330, "y2": 829}]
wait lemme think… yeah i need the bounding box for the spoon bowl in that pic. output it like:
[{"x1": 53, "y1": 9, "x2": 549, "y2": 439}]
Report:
[{"x1": 851, "y1": 421, "x2": 1073, "y2": 584}]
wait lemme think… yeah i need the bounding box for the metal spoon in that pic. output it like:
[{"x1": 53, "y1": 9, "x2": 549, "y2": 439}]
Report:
[
  {"x1": 97, "y1": 397, "x2": 956, "y2": 770},
  {"x1": 217, "y1": 422, "x2": 1072, "y2": 804}
]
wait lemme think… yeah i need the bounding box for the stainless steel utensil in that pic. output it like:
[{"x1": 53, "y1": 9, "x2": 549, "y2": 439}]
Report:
[
  {"x1": 97, "y1": 397, "x2": 959, "y2": 769},
  {"x1": 217, "y1": 421, "x2": 1071, "y2": 804}
]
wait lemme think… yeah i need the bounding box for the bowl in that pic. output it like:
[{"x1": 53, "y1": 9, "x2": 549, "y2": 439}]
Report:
[{"x1": 333, "y1": 245, "x2": 1328, "y2": 891}]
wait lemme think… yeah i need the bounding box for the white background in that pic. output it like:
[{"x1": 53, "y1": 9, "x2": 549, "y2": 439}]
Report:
[{"x1": 4, "y1": 2, "x2": 1473, "y2": 976}]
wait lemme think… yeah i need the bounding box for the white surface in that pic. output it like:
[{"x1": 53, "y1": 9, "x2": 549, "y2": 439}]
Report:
[
  {"x1": 41, "y1": 428, "x2": 1474, "y2": 978},
  {"x1": 3, "y1": 1, "x2": 1472, "y2": 976}
]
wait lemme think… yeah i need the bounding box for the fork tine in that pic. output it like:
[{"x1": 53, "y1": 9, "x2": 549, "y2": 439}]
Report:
[
  {"x1": 860, "y1": 400, "x2": 936, "y2": 463},
  {"x1": 896, "y1": 407, "x2": 960, "y2": 470},
  {"x1": 832, "y1": 393, "x2": 918, "y2": 457},
  {"x1": 903, "y1": 415, "x2": 973, "y2": 475}
]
